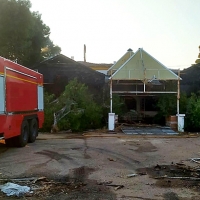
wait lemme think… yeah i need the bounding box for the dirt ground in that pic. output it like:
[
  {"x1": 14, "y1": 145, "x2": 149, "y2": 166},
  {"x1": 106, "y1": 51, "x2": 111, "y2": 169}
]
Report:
[{"x1": 0, "y1": 131, "x2": 200, "y2": 200}]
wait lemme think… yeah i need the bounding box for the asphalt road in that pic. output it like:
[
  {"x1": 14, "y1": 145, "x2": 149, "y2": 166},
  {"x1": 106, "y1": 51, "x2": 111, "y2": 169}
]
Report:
[{"x1": 0, "y1": 133, "x2": 200, "y2": 200}]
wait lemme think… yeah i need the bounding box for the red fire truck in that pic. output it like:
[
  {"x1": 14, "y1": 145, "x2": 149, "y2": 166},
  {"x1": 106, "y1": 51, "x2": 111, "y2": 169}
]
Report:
[{"x1": 0, "y1": 56, "x2": 44, "y2": 147}]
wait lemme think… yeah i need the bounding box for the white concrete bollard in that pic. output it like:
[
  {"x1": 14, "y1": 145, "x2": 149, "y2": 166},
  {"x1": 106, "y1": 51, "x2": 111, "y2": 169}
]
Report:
[
  {"x1": 108, "y1": 113, "x2": 115, "y2": 131},
  {"x1": 176, "y1": 114, "x2": 185, "y2": 132}
]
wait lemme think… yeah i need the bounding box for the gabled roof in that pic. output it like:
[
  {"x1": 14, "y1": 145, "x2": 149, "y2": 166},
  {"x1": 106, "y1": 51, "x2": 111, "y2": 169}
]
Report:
[
  {"x1": 107, "y1": 49, "x2": 134, "y2": 75},
  {"x1": 110, "y1": 48, "x2": 180, "y2": 81},
  {"x1": 33, "y1": 54, "x2": 105, "y2": 97}
]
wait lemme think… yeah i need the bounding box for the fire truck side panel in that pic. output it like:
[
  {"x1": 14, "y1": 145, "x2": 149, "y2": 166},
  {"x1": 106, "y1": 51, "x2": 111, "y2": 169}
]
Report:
[
  {"x1": 1, "y1": 113, "x2": 44, "y2": 139},
  {"x1": 0, "y1": 56, "x2": 44, "y2": 141},
  {"x1": 0, "y1": 115, "x2": 6, "y2": 135},
  {"x1": 4, "y1": 59, "x2": 43, "y2": 85},
  {"x1": 37, "y1": 111, "x2": 44, "y2": 128},
  {"x1": 0, "y1": 58, "x2": 4, "y2": 73},
  {"x1": 6, "y1": 75, "x2": 38, "y2": 112},
  {"x1": 0, "y1": 115, "x2": 23, "y2": 139}
]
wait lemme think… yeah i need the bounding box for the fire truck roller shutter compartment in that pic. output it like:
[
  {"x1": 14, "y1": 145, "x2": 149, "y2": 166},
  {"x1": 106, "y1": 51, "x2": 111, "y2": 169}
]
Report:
[
  {"x1": 38, "y1": 85, "x2": 44, "y2": 111},
  {"x1": 0, "y1": 75, "x2": 5, "y2": 113}
]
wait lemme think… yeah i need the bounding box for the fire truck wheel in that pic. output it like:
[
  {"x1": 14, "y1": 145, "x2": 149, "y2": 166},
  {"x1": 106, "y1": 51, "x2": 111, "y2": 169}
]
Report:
[
  {"x1": 16, "y1": 120, "x2": 29, "y2": 147},
  {"x1": 29, "y1": 118, "x2": 38, "y2": 143}
]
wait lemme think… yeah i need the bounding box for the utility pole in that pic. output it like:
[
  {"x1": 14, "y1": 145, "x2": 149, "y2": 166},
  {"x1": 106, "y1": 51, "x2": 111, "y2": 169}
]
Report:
[
  {"x1": 177, "y1": 69, "x2": 180, "y2": 115},
  {"x1": 110, "y1": 70, "x2": 113, "y2": 113},
  {"x1": 84, "y1": 44, "x2": 86, "y2": 62}
]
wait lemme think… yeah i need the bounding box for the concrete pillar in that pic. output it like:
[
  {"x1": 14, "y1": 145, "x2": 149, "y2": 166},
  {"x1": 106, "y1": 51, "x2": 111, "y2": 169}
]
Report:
[
  {"x1": 176, "y1": 114, "x2": 185, "y2": 132},
  {"x1": 108, "y1": 113, "x2": 115, "y2": 131}
]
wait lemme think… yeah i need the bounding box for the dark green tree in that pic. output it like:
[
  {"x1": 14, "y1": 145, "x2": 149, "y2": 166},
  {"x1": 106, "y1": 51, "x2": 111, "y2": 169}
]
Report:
[
  {"x1": 42, "y1": 79, "x2": 103, "y2": 132},
  {"x1": 58, "y1": 79, "x2": 103, "y2": 131},
  {"x1": 157, "y1": 93, "x2": 188, "y2": 117},
  {"x1": 0, "y1": 0, "x2": 61, "y2": 67}
]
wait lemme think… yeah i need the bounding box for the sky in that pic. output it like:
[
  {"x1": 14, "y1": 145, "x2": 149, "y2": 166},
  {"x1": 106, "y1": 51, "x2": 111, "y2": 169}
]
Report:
[{"x1": 30, "y1": 0, "x2": 200, "y2": 69}]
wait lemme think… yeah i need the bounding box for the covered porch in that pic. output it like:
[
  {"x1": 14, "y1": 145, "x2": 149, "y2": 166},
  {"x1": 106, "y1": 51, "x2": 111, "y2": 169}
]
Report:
[{"x1": 107, "y1": 48, "x2": 183, "y2": 131}]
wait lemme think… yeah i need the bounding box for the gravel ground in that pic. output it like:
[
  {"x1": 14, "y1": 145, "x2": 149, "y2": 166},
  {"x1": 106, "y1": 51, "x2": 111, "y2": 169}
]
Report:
[{"x1": 0, "y1": 132, "x2": 200, "y2": 200}]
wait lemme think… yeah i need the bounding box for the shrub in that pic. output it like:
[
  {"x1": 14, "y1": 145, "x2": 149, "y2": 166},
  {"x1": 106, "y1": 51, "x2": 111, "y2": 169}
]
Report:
[
  {"x1": 185, "y1": 93, "x2": 200, "y2": 131},
  {"x1": 157, "y1": 94, "x2": 177, "y2": 117},
  {"x1": 57, "y1": 79, "x2": 103, "y2": 132}
]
